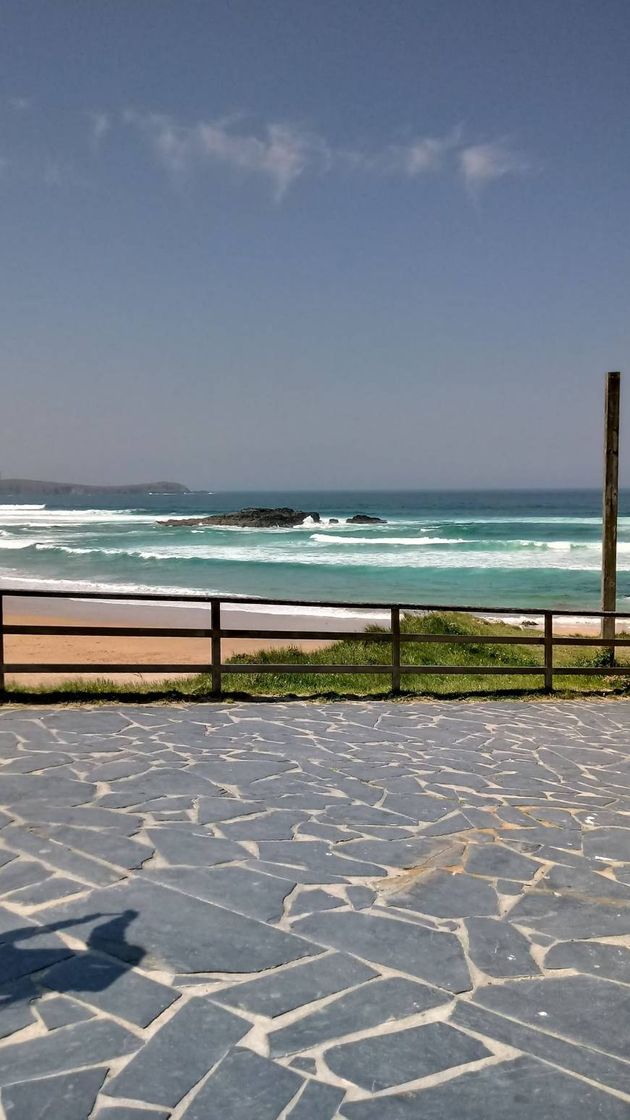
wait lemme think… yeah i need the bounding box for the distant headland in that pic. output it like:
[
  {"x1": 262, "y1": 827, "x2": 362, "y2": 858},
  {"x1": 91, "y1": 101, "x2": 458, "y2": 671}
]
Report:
[{"x1": 0, "y1": 478, "x2": 191, "y2": 496}]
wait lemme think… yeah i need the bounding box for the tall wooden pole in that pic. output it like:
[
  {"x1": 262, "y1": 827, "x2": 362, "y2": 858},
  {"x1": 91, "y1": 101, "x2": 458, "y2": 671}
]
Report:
[{"x1": 601, "y1": 371, "x2": 621, "y2": 644}]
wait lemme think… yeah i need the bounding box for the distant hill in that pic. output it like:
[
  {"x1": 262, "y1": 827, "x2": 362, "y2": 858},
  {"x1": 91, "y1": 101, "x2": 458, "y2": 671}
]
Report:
[{"x1": 0, "y1": 479, "x2": 191, "y2": 496}]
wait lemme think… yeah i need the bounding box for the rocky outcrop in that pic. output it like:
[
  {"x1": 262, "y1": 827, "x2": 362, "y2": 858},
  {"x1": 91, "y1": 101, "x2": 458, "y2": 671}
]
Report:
[
  {"x1": 159, "y1": 507, "x2": 321, "y2": 529},
  {"x1": 346, "y1": 514, "x2": 386, "y2": 524}
]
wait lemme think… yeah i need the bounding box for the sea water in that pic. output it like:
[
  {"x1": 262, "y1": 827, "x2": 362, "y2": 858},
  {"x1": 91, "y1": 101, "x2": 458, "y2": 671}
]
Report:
[{"x1": 0, "y1": 490, "x2": 629, "y2": 611}]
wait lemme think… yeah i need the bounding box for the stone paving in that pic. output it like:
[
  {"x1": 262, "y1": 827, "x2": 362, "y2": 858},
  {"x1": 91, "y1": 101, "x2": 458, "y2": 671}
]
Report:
[{"x1": 0, "y1": 701, "x2": 629, "y2": 1118}]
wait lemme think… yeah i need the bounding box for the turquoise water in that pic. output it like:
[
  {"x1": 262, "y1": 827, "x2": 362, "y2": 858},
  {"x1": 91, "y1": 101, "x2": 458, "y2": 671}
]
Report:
[{"x1": 1, "y1": 490, "x2": 629, "y2": 610}]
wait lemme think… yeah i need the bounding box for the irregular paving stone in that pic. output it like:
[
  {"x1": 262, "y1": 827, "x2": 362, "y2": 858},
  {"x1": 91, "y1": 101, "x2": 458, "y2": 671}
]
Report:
[
  {"x1": 3, "y1": 874, "x2": 85, "y2": 907},
  {"x1": 146, "y1": 864, "x2": 296, "y2": 922},
  {"x1": 465, "y1": 917, "x2": 540, "y2": 977},
  {"x1": 339, "y1": 1055, "x2": 630, "y2": 1119},
  {"x1": 465, "y1": 844, "x2": 541, "y2": 881},
  {"x1": 293, "y1": 911, "x2": 471, "y2": 993},
  {"x1": 147, "y1": 828, "x2": 246, "y2": 866},
  {"x1": 44, "y1": 879, "x2": 318, "y2": 973},
  {"x1": 221, "y1": 810, "x2": 306, "y2": 841},
  {"x1": 452, "y1": 1001, "x2": 630, "y2": 1098},
  {"x1": 268, "y1": 977, "x2": 450, "y2": 1056},
  {"x1": 192, "y1": 757, "x2": 293, "y2": 785},
  {"x1": 507, "y1": 891, "x2": 630, "y2": 938},
  {"x1": 41, "y1": 825, "x2": 152, "y2": 870},
  {"x1": 290, "y1": 890, "x2": 343, "y2": 915},
  {"x1": 347, "y1": 886, "x2": 377, "y2": 909},
  {"x1": 14, "y1": 802, "x2": 143, "y2": 835},
  {"x1": 475, "y1": 974, "x2": 630, "y2": 1058},
  {"x1": 106, "y1": 997, "x2": 249, "y2": 1107},
  {"x1": 0, "y1": 1067, "x2": 106, "y2": 1120},
  {"x1": 197, "y1": 796, "x2": 263, "y2": 823},
  {"x1": 0, "y1": 775, "x2": 96, "y2": 807},
  {"x1": 0, "y1": 858, "x2": 51, "y2": 894},
  {"x1": 180, "y1": 1048, "x2": 303, "y2": 1120},
  {"x1": 583, "y1": 828, "x2": 630, "y2": 862},
  {"x1": 1, "y1": 826, "x2": 124, "y2": 887},
  {"x1": 36, "y1": 995, "x2": 95, "y2": 1029},
  {"x1": 388, "y1": 871, "x2": 498, "y2": 919},
  {"x1": 0, "y1": 979, "x2": 37, "y2": 1040},
  {"x1": 326, "y1": 1021, "x2": 490, "y2": 1090},
  {"x1": 257, "y1": 841, "x2": 386, "y2": 879},
  {"x1": 0, "y1": 925, "x2": 74, "y2": 984},
  {"x1": 287, "y1": 1080, "x2": 345, "y2": 1119},
  {"x1": 545, "y1": 939, "x2": 630, "y2": 983},
  {"x1": 334, "y1": 838, "x2": 435, "y2": 868},
  {"x1": 43, "y1": 952, "x2": 179, "y2": 1026},
  {"x1": 94, "y1": 1110, "x2": 169, "y2": 1120},
  {"x1": 215, "y1": 952, "x2": 377, "y2": 1017},
  {"x1": 0, "y1": 1018, "x2": 139, "y2": 1087}
]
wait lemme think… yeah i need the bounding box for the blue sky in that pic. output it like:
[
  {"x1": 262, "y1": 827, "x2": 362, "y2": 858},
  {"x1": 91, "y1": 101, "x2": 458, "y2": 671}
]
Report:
[{"x1": 1, "y1": 0, "x2": 629, "y2": 488}]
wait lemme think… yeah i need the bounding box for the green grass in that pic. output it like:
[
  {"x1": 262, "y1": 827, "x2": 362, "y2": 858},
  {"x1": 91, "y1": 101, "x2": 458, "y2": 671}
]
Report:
[{"x1": 4, "y1": 611, "x2": 630, "y2": 702}]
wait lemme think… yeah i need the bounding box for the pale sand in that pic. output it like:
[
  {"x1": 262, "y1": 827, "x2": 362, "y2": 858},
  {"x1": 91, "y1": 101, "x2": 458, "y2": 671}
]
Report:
[{"x1": 0, "y1": 596, "x2": 619, "y2": 688}]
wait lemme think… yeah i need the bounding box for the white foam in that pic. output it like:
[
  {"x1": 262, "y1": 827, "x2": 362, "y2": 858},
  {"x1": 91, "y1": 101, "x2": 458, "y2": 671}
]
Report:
[{"x1": 311, "y1": 534, "x2": 465, "y2": 545}]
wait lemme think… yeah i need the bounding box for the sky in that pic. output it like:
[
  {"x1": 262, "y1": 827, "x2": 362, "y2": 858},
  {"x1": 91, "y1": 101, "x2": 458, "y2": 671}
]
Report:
[{"x1": 1, "y1": 0, "x2": 629, "y2": 490}]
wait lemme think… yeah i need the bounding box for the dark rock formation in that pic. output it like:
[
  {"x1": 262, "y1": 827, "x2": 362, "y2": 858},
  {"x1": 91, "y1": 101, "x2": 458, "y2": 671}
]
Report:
[
  {"x1": 159, "y1": 507, "x2": 321, "y2": 529},
  {"x1": 346, "y1": 514, "x2": 386, "y2": 524}
]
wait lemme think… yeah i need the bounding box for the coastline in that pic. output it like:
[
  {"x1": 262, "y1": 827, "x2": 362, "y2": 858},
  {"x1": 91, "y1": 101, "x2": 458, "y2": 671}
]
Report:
[{"x1": 1, "y1": 596, "x2": 621, "y2": 688}]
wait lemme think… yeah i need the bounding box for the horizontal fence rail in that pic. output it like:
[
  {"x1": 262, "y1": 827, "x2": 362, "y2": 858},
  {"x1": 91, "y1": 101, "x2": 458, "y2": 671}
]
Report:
[{"x1": 0, "y1": 587, "x2": 630, "y2": 695}]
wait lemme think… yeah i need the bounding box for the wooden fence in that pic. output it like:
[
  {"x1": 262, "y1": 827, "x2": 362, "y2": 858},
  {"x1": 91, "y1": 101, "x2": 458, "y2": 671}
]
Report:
[{"x1": 1, "y1": 588, "x2": 630, "y2": 695}]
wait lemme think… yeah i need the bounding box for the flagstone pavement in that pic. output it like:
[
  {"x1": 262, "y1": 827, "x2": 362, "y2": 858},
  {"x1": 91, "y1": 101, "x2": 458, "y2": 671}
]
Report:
[{"x1": 0, "y1": 700, "x2": 630, "y2": 1118}]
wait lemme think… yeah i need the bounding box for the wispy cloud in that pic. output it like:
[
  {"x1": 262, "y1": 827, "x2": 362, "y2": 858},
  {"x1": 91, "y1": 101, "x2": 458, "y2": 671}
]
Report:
[
  {"x1": 124, "y1": 110, "x2": 328, "y2": 199},
  {"x1": 8, "y1": 96, "x2": 30, "y2": 112},
  {"x1": 459, "y1": 140, "x2": 529, "y2": 192},
  {"x1": 88, "y1": 111, "x2": 111, "y2": 150}
]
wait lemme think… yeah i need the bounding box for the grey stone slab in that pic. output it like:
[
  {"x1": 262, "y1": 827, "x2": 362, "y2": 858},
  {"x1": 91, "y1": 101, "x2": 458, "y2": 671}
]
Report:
[
  {"x1": 0, "y1": 925, "x2": 74, "y2": 984},
  {"x1": 0, "y1": 774, "x2": 96, "y2": 807},
  {"x1": 0, "y1": 850, "x2": 16, "y2": 869},
  {"x1": 287, "y1": 1080, "x2": 345, "y2": 1119},
  {"x1": 214, "y1": 952, "x2": 377, "y2": 1018},
  {"x1": 465, "y1": 917, "x2": 540, "y2": 977},
  {"x1": 290, "y1": 890, "x2": 343, "y2": 915},
  {"x1": 0, "y1": 1017, "x2": 139, "y2": 1087},
  {"x1": 268, "y1": 977, "x2": 450, "y2": 1056},
  {"x1": 44, "y1": 879, "x2": 319, "y2": 973},
  {"x1": 475, "y1": 974, "x2": 630, "y2": 1058},
  {"x1": 334, "y1": 838, "x2": 434, "y2": 868},
  {"x1": 14, "y1": 801, "x2": 143, "y2": 835},
  {"x1": 583, "y1": 827, "x2": 630, "y2": 862},
  {"x1": 388, "y1": 871, "x2": 498, "y2": 919},
  {"x1": 545, "y1": 939, "x2": 630, "y2": 983},
  {"x1": 347, "y1": 886, "x2": 377, "y2": 909},
  {"x1": 42, "y1": 825, "x2": 152, "y2": 870},
  {"x1": 452, "y1": 1001, "x2": 630, "y2": 1098},
  {"x1": 197, "y1": 796, "x2": 263, "y2": 824},
  {"x1": 180, "y1": 1048, "x2": 303, "y2": 1120},
  {"x1": 0, "y1": 979, "x2": 37, "y2": 1040},
  {"x1": 507, "y1": 891, "x2": 630, "y2": 938},
  {"x1": 293, "y1": 910, "x2": 471, "y2": 992},
  {"x1": 327, "y1": 1021, "x2": 490, "y2": 1090},
  {"x1": 465, "y1": 844, "x2": 541, "y2": 881},
  {"x1": 503, "y1": 826, "x2": 582, "y2": 851},
  {"x1": 1, "y1": 1067, "x2": 106, "y2": 1120},
  {"x1": 0, "y1": 858, "x2": 50, "y2": 894},
  {"x1": 147, "y1": 865, "x2": 297, "y2": 922},
  {"x1": 106, "y1": 997, "x2": 249, "y2": 1107},
  {"x1": 6, "y1": 877, "x2": 85, "y2": 909},
  {"x1": 36, "y1": 995, "x2": 95, "y2": 1029},
  {"x1": 381, "y1": 795, "x2": 451, "y2": 822},
  {"x1": 257, "y1": 841, "x2": 386, "y2": 879},
  {"x1": 1, "y1": 825, "x2": 124, "y2": 887},
  {"x1": 43, "y1": 952, "x2": 179, "y2": 1027},
  {"x1": 222, "y1": 810, "x2": 306, "y2": 840},
  {"x1": 192, "y1": 757, "x2": 293, "y2": 785},
  {"x1": 94, "y1": 1110, "x2": 169, "y2": 1120},
  {"x1": 147, "y1": 828, "x2": 246, "y2": 866},
  {"x1": 339, "y1": 1056, "x2": 629, "y2": 1119}
]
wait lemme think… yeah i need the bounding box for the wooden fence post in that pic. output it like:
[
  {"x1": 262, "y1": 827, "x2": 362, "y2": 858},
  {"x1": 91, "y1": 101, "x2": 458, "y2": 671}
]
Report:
[
  {"x1": 0, "y1": 595, "x2": 4, "y2": 693},
  {"x1": 602, "y1": 371, "x2": 621, "y2": 653},
  {"x1": 211, "y1": 598, "x2": 222, "y2": 696},
  {"x1": 544, "y1": 611, "x2": 554, "y2": 693},
  {"x1": 391, "y1": 607, "x2": 401, "y2": 693}
]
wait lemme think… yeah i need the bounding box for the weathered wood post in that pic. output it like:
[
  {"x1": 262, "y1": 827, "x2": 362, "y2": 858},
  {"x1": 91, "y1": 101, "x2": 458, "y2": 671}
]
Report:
[{"x1": 601, "y1": 372, "x2": 621, "y2": 650}]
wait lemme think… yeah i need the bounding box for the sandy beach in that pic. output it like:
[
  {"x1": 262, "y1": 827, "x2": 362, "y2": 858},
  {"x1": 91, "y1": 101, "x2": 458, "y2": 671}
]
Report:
[{"x1": 0, "y1": 595, "x2": 619, "y2": 688}]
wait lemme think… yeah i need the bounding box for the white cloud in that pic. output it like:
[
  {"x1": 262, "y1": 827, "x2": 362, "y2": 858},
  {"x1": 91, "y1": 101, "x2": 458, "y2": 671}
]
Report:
[
  {"x1": 88, "y1": 111, "x2": 111, "y2": 149},
  {"x1": 124, "y1": 110, "x2": 530, "y2": 200},
  {"x1": 125, "y1": 111, "x2": 327, "y2": 199},
  {"x1": 8, "y1": 97, "x2": 30, "y2": 112},
  {"x1": 459, "y1": 140, "x2": 529, "y2": 190}
]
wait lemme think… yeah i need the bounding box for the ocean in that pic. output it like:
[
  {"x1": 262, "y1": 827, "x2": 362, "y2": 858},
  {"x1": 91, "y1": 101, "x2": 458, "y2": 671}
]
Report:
[{"x1": 0, "y1": 490, "x2": 629, "y2": 612}]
